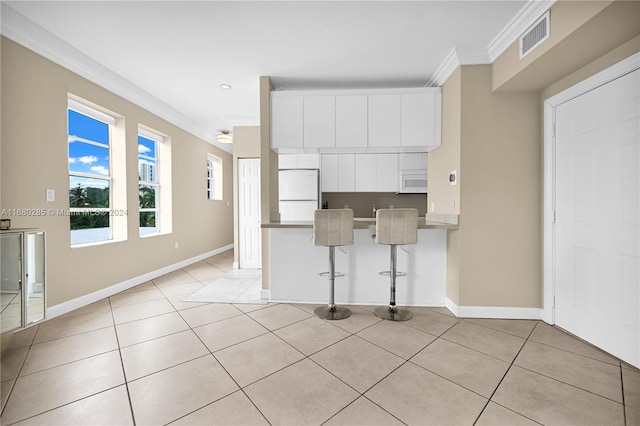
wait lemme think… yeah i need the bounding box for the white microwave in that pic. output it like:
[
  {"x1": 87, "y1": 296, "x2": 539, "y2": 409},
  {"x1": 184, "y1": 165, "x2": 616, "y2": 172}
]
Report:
[{"x1": 399, "y1": 170, "x2": 428, "y2": 193}]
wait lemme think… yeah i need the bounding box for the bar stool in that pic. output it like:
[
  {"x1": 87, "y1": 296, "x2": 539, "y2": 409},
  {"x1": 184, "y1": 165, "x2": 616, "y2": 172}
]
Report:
[
  {"x1": 313, "y1": 208, "x2": 354, "y2": 320},
  {"x1": 373, "y1": 208, "x2": 418, "y2": 321}
]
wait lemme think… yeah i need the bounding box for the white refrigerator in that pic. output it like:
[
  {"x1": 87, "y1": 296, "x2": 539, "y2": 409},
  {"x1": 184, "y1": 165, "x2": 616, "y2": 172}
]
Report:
[{"x1": 278, "y1": 169, "x2": 319, "y2": 221}]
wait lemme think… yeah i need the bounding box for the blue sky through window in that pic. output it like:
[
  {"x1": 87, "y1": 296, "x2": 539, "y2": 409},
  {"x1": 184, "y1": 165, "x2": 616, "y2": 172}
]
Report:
[{"x1": 68, "y1": 109, "x2": 110, "y2": 189}]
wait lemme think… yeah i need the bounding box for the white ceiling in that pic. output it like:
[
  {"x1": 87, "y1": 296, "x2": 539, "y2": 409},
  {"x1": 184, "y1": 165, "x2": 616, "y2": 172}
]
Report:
[{"x1": 2, "y1": 1, "x2": 541, "y2": 153}]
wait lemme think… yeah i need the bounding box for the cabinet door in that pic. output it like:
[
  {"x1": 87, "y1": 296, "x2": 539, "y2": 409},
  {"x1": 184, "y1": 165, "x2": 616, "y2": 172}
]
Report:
[
  {"x1": 368, "y1": 94, "x2": 401, "y2": 147},
  {"x1": 271, "y1": 95, "x2": 303, "y2": 149},
  {"x1": 377, "y1": 154, "x2": 399, "y2": 192},
  {"x1": 401, "y1": 92, "x2": 440, "y2": 147},
  {"x1": 338, "y1": 154, "x2": 355, "y2": 192},
  {"x1": 355, "y1": 154, "x2": 377, "y2": 191},
  {"x1": 320, "y1": 154, "x2": 339, "y2": 192},
  {"x1": 399, "y1": 153, "x2": 428, "y2": 171},
  {"x1": 297, "y1": 154, "x2": 320, "y2": 169},
  {"x1": 304, "y1": 96, "x2": 335, "y2": 148},
  {"x1": 336, "y1": 95, "x2": 367, "y2": 148},
  {"x1": 278, "y1": 154, "x2": 298, "y2": 169}
]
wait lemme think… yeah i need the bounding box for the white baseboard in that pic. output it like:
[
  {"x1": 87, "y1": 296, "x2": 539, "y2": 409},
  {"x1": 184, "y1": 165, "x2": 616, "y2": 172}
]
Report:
[
  {"x1": 46, "y1": 244, "x2": 234, "y2": 319},
  {"x1": 445, "y1": 297, "x2": 542, "y2": 320}
]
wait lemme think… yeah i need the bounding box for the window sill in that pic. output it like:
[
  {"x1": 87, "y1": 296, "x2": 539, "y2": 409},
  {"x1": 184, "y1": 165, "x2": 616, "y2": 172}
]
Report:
[
  {"x1": 139, "y1": 231, "x2": 172, "y2": 239},
  {"x1": 71, "y1": 237, "x2": 126, "y2": 249}
]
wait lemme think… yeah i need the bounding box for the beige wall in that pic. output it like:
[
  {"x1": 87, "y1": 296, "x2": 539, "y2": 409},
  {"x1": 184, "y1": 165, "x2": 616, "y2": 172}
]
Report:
[
  {"x1": 1, "y1": 37, "x2": 234, "y2": 307},
  {"x1": 259, "y1": 76, "x2": 276, "y2": 290},
  {"x1": 232, "y1": 126, "x2": 261, "y2": 264},
  {"x1": 493, "y1": 0, "x2": 639, "y2": 92},
  {"x1": 432, "y1": 0, "x2": 640, "y2": 309},
  {"x1": 458, "y1": 65, "x2": 542, "y2": 307}
]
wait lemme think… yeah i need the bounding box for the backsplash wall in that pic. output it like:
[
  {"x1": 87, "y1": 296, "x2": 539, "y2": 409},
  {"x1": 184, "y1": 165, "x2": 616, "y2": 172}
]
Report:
[{"x1": 322, "y1": 193, "x2": 427, "y2": 217}]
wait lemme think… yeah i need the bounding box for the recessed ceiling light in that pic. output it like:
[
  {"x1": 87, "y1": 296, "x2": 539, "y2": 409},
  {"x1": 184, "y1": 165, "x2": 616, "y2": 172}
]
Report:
[{"x1": 220, "y1": 84, "x2": 232, "y2": 90}]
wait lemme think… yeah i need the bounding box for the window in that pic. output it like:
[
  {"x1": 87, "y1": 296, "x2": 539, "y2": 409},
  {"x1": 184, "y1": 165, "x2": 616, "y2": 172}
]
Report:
[
  {"x1": 68, "y1": 99, "x2": 116, "y2": 245},
  {"x1": 207, "y1": 154, "x2": 223, "y2": 200},
  {"x1": 138, "y1": 128, "x2": 162, "y2": 236}
]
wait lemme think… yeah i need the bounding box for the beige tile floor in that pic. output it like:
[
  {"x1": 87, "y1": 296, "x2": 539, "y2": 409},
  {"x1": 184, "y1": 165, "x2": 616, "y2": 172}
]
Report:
[{"x1": 1, "y1": 249, "x2": 638, "y2": 425}]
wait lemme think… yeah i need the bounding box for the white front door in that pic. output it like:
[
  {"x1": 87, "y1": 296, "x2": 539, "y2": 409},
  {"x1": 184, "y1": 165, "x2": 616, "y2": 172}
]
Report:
[
  {"x1": 555, "y1": 68, "x2": 639, "y2": 367},
  {"x1": 238, "y1": 158, "x2": 262, "y2": 269}
]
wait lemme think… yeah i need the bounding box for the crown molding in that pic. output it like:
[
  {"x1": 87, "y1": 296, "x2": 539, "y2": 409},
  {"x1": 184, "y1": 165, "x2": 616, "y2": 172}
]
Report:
[
  {"x1": 426, "y1": 46, "x2": 490, "y2": 87},
  {"x1": 1, "y1": 4, "x2": 232, "y2": 154},
  {"x1": 487, "y1": 0, "x2": 557, "y2": 62},
  {"x1": 428, "y1": 0, "x2": 556, "y2": 87}
]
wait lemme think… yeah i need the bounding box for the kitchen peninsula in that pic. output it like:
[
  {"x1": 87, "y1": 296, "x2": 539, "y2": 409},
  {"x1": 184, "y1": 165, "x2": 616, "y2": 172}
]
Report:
[{"x1": 262, "y1": 215, "x2": 457, "y2": 306}]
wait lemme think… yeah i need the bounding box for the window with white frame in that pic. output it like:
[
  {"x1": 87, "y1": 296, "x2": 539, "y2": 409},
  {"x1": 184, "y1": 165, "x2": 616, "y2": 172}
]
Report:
[
  {"x1": 138, "y1": 128, "x2": 162, "y2": 236},
  {"x1": 67, "y1": 99, "x2": 116, "y2": 245},
  {"x1": 207, "y1": 154, "x2": 223, "y2": 200}
]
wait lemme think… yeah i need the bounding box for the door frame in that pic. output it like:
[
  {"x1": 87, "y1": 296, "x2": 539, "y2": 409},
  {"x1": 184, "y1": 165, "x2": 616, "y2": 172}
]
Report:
[{"x1": 542, "y1": 52, "x2": 640, "y2": 324}]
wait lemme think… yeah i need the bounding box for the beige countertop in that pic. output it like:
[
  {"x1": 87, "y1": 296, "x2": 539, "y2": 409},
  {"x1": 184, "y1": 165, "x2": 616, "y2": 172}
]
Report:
[{"x1": 261, "y1": 214, "x2": 459, "y2": 230}]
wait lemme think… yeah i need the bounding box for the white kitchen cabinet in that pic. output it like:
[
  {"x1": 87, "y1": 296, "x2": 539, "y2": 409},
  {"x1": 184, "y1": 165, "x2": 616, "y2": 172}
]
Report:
[
  {"x1": 368, "y1": 94, "x2": 401, "y2": 148},
  {"x1": 399, "y1": 152, "x2": 428, "y2": 171},
  {"x1": 376, "y1": 153, "x2": 399, "y2": 192},
  {"x1": 304, "y1": 96, "x2": 335, "y2": 148},
  {"x1": 321, "y1": 154, "x2": 355, "y2": 192},
  {"x1": 355, "y1": 154, "x2": 377, "y2": 191},
  {"x1": 401, "y1": 92, "x2": 441, "y2": 148},
  {"x1": 271, "y1": 95, "x2": 303, "y2": 149},
  {"x1": 321, "y1": 154, "x2": 339, "y2": 192},
  {"x1": 354, "y1": 153, "x2": 398, "y2": 192},
  {"x1": 338, "y1": 154, "x2": 355, "y2": 192},
  {"x1": 272, "y1": 88, "x2": 441, "y2": 153},
  {"x1": 336, "y1": 95, "x2": 367, "y2": 148},
  {"x1": 279, "y1": 154, "x2": 320, "y2": 169}
]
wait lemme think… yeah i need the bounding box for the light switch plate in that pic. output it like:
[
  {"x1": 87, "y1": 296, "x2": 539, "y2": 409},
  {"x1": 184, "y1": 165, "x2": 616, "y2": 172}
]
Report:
[{"x1": 46, "y1": 189, "x2": 55, "y2": 202}]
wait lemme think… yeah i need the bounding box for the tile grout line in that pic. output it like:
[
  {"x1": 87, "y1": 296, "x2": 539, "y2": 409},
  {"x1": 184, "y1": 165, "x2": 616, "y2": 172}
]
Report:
[
  {"x1": 179, "y1": 307, "x2": 273, "y2": 426},
  {"x1": 107, "y1": 296, "x2": 138, "y2": 425},
  {"x1": 472, "y1": 320, "x2": 546, "y2": 426}
]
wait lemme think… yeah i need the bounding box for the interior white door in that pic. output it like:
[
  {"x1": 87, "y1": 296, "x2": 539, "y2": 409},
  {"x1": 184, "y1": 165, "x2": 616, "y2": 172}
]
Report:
[
  {"x1": 238, "y1": 158, "x2": 262, "y2": 269},
  {"x1": 555, "y1": 69, "x2": 639, "y2": 367}
]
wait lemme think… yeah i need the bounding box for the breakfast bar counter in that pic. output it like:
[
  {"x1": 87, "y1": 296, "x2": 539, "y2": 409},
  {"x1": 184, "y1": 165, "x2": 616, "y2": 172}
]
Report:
[{"x1": 262, "y1": 215, "x2": 457, "y2": 306}]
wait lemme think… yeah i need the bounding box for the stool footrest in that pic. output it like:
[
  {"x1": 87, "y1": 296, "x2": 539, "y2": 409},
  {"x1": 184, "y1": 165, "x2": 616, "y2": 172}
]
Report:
[
  {"x1": 378, "y1": 271, "x2": 406, "y2": 277},
  {"x1": 319, "y1": 271, "x2": 345, "y2": 278}
]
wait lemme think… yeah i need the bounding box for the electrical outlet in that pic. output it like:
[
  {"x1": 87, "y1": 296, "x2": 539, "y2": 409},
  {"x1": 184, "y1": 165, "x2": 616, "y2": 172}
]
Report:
[
  {"x1": 431, "y1": 201, "x2": 435, "y2": 212},
  {"x1": 46, "y1": 189, "x2": 55, "y2": 202},
  {"x1": 174, "y1": 241, "x2": 179, "y2": 249}
]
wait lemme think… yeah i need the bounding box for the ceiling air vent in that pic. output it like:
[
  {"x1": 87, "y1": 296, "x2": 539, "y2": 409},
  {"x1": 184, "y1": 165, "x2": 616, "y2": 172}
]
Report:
[{"x1": 520, "y1": 11, "x2": 550, "y2": 59}]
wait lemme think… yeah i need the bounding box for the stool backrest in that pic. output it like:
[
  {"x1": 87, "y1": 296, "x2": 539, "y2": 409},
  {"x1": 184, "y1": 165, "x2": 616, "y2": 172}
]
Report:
[
  {"x1": 375, "y1": 208, "x2": 418, "y2": 245},
  {"x1": 313, "y1": 209, "x2": 354, "y2": 247}
]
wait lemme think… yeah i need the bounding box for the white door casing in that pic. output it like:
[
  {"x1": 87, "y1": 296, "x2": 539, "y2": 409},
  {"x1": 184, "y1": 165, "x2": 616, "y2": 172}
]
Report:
[
  {"x1": 544, "y1": 55, "x2": 639, "y2": 367},
  {"x1": 238, "y1": 158, "x2": 262, "y2": 269}
]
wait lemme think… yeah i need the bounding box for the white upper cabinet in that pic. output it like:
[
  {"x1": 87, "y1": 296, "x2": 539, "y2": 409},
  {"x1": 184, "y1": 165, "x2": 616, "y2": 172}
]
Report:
[
  {"x1": 355, "y1": 154, "x2": 377, "y2": 191},
  {"x1": 336, "y1": 95, "x2": 368, "y2": 148},
  {"x1": 304, "y1": 96, "x2": 335, "y2": 148},
  {"x1": 368, "y1": 94, "x2": 402, "y2": 148},
  {"x1": 279, "y1": 154, "x2": 320, "y2": 169},
  {"x1": 354, "y1": 153, "x2": 398, "y2": 192},
  {"x1": 399, "y1": 152, "x2": 428, "y2": 171},
  {"x1": 401, "y1": 92, "x2": 441, "y2": 148},
  {"x1": 338, "y1": 154, "x2": 356, "y2": 192},
  {"x1": 321, "y1": 154, "x2": 356, "y2": 192},
  {"x1": 271, "y1": 95, "x2": 303, "y2": 149},
  {"x1": 376, "y1": 153, "x2": 399, "y2": 192},
  {"x1": 271, "y1": 88, "x2": 441, "y2": 152}
]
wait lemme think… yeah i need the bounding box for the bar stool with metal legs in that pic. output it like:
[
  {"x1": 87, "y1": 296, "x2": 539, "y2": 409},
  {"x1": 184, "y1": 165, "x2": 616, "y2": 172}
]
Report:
[
  {"x1": 373, "y1": 208, "x2": 418, "y2": 321},
  {"x1": 313, "y1": 208, "x2": 354, "y2": 320}
]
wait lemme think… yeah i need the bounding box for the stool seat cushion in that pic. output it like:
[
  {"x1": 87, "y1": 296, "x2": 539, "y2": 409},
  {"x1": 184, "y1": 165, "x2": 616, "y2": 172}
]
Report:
[
  {"x1": 313, "y1": 209, "x2": 354, "y2": 247},
  {"x1": 375, "y1": 208, "x2": 418, "y2": 245}
]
